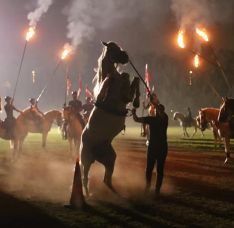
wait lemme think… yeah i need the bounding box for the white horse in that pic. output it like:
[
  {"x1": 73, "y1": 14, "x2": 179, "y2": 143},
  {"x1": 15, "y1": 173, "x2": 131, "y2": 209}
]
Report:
[
  {"x1": 71, "y1": 41, "x2": 140, "y2": 197},
  {"x1": 173, "y1": 112, "x2": 200, "y2": 137}
]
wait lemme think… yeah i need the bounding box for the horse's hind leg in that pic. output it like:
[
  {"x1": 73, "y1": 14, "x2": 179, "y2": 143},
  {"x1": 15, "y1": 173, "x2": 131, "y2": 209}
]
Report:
[
  {"x1": 42, "y1": 132, "x2": 48, "y2": 149},
  {"x1": 100, "y1": 144, "x2": 117, "y2": 192},
  {"x1": 223, "y1": 137, "x2": 230, "y2": 164},
  {"x1": 82, "y1": 161, "x2": 92, "y2": 197},
  {"x1": 192, "y1": 126, "x2": 197, "y2": 137}
]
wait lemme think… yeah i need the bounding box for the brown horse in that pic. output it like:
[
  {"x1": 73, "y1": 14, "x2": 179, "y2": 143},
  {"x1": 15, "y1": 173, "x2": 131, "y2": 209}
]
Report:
[
  {"x1": 0, "y1": 119, "x2": 17, "y2": 157},
  {"x1": 62, "y1": 106, "x2": 83, "y2": 157},
  {"x1": 198, "y1": 108, "x2": 222, "y2": 148},
  {"x1": 199, "y1": 107, "x2": 231, "y2": 163},
  {"x1": 15, "y1": 109, "x2": 62, "y2": 152}
]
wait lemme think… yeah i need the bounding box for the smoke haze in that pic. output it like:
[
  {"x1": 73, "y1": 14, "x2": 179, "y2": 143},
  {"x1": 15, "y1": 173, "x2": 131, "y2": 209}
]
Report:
[
  {"x1": 0, "y1": 0, "x2": 234, "y2": 115},
  {"x1": 27, "y1": 0, "x2": 53, "y2": 27}
]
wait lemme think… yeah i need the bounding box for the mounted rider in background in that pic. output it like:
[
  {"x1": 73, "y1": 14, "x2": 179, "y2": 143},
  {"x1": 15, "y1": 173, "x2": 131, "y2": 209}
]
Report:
[
  {"x1": 3, "y1": 96, "x2": 22, "y2": 138},
  {"x1": 29, "y1": 98, "x2": 45, "y2": 130},
  {"x1": 82, "y1": 96, "x2": 94, "y2": 122},
  {"x1": 62, "y1": 90, "x2": 85, "y2": 139},
  {"x1": 186, "y1": 107, "x2": 193, "y2": 126}
]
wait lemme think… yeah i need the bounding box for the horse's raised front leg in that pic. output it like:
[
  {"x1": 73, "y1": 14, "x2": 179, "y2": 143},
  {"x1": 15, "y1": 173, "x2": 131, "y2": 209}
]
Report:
[{"x1": 223, "y1": 137, "x2": 230, "y2": 164}]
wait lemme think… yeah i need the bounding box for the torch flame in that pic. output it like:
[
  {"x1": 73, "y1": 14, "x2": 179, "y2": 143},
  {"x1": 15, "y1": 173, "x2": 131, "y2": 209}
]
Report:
[
  {"x1": 61, "y1": 44, "x2": 73, "y2": 60},
  {"x1": 177, "y1": 30, "x2": 185, "y2": 48},
  {"x1": 196, "y1": 28, "x2": 209, "y2": 42},
  {"x1": 26, "y1": 27, "x2": 35, "y2": 42},
  {"x1": 194, "y1": 54, "x2": 199, "y2": 68}
]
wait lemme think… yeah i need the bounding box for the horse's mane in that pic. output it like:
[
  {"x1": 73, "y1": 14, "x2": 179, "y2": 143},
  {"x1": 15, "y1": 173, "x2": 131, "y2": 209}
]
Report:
[
  {"x1": 200, "y1": 107, "x2": 219, "y2": 113},
  {"x1": 22, "y1": 107, "x2": 31, "y2": 113},
  {"x1": 92, "y1": 47, "x2": 106, "y2": 85},
  {"x1": 44, "y1": 110, "x2": 60, "y2": 115}
]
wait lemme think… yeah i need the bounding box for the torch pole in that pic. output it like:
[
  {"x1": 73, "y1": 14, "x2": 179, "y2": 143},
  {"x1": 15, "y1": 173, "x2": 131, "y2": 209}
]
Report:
[
  {"x1": 12, "y1": 40, "x2": 28, "y2": 101},
  {"x1": 64, "y1": 64, "x2": 69, "y2": 107},
  {"x1": 206, "y1": 81, "x2": 222, "y2": 101},
  {"x1": 129, "y1": 59, "x2": 151, "y2": 96},
  {"x1": 208, "y1": 44, "x2": 230, "y2": 91},
  {"x1": 36, "y1": 60, "x2": 61, "y2": 102}
]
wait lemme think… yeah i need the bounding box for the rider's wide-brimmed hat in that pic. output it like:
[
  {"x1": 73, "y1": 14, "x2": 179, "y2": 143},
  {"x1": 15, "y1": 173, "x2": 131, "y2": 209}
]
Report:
[
  {"x1": 29, "y1": 98, "x2": 36, "y2": 103},
  {"x1": 4, "y1": 96, "x2": 11, "y2": 102},
  {"x1": 72, "y1": 91, "x2": 77, "y2": 95}
]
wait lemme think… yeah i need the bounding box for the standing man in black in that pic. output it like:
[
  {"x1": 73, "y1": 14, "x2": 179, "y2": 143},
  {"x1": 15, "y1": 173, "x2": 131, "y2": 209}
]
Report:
[{"x1": 132, "y1": 103, "x2": 168, "y2": 196}]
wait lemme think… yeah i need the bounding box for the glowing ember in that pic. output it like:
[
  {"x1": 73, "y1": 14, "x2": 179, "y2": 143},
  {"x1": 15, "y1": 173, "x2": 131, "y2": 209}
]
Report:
[
  {"x1": 177, "y1": 30, "x2": 185, "y2": 48},
  {"x1": 26, "y1": 27, "x2": 35, "y2": 41},
  {"x1": 61, "y1": 44, "x2": 73, "y2": 60},
  {"x1": 194, "y1": 54, "x2": 199, "y2": 68},
  {"x1": 196, "y1": 28, "x2": 209, "y2": 42}
]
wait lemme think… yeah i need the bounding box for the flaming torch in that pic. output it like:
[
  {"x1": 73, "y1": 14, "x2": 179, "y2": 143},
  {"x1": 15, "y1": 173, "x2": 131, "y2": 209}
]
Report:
[
  {"x1": 196, "y1": 28, "x2": 209, "y2": 42},
  {"x1": 194, "y1": 54, "x2": 199, "y2": 68},
  {"x1": 36, "y1": 43, "x2": 73, "y2": 102},
  {"x1": 195, "y1": 27, "x2": 230, "y2": 90},
  {"x1": 61, "y1": 44, "x2": 72, "y2": 60},
  {"x1": 26, "y1": 26, "x2": 35, "y2": 42},
  {"x1": 13, "y1": 26, "x2": 36, "y2": 100},
  {"x1": 177, "y1": 30, "x2": 185, "y2": 48}
]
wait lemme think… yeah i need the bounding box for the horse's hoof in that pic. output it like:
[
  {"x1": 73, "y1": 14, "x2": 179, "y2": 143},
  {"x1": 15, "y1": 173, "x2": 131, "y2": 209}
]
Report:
[
  {"x1": 84, "y1": 188, "x2": 90, "y2": 198},
  {"x1": 64, "y1": 202, "x2": 87, "y2": 210},
  {"x1": 224, "y1": 158, "x2": 229, "y2": 164}
]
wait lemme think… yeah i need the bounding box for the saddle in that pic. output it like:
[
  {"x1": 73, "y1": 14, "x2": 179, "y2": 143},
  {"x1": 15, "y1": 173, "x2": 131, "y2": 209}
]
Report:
[
  {"x1": 185, "y1": 117, "x2": 193, "y2": 127},
  {"x1": 75, "y1": 113, "x2": 86, "y2": 129}
]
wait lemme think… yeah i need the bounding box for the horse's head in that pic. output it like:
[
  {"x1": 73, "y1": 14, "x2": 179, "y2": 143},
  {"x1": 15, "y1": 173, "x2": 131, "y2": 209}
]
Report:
[
  {"x1": 173, "y1": 112, "x2": 179, "y2": 120},
  {"x1": 62, "y1": 106, "x2": 72, "y2": 121},
  {"x1": 198, "y1": 109, "x2": 208, "y2": 131},
  {"x1": 102, "y1": 41, "x2": 129, "y2": 65},
  {"x1": 94, "y1": 41, "x2": 129, "y2": 85},
  {"x1": 218, "y1": 97, "x2": 234, "y2": 122},
  {"x1": 55, "y1": 111, "x2": 63, "y2": 127}
]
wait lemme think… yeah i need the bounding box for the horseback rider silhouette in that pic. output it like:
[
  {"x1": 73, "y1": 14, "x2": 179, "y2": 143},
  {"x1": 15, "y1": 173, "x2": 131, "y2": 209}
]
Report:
[
  {"x1": 3, "y1": 96, "x2": 22, "y2": 138},
  {"x1": 82, "y1": 96, "x2": 94, "y2": 122},
  {"x1": 29, "y1": 98, "x2": 45, "y2": 130},
  {"x1": 186, "y1": 107, "x2": 193, "y2": 126},
  {"x1": 62, "y1": 91, "x2": 85, "y2": 139},
  {"x1": 69, "y1": 91, "x2": 85, "y2": 127}
]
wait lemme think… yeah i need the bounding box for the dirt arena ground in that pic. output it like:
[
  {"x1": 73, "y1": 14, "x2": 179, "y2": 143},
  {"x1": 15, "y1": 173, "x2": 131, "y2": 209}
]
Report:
[{"x1": 0, "y1": 134, "x2": 234, "y2": 227}]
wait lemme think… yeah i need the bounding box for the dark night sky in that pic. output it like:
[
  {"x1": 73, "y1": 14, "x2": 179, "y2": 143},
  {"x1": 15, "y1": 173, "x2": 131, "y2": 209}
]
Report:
[{"x1": 0, "y1": 0, "x2": 234, "y2": 117}]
